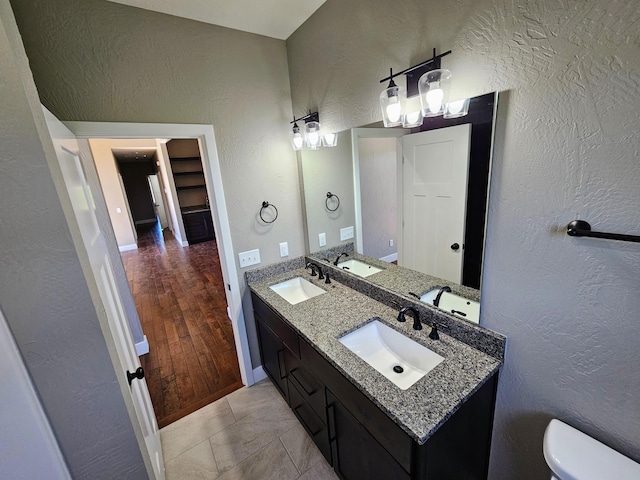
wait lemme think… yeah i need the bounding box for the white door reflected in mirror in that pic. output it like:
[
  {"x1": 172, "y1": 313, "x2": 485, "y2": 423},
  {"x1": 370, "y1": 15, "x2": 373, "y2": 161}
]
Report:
[{"x1": 401, "y1": 124, "x2": 471, "y2": 284}]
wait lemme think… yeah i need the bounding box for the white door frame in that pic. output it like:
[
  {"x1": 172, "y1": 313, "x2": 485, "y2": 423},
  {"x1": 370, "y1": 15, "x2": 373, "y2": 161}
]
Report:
[
  {"x1": 65, "y1": 121, "x2": 254, "y2": 387},
  {"x1": 351, "y1": 128, "x2": 410, "y2": 254}
]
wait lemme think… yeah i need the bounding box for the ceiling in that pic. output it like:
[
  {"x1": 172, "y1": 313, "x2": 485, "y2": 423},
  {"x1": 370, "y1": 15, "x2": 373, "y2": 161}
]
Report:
[
  {"x1": 112, "y1": 148, "x2": 157, "y2": 163},
  {"x1": 105, "y1": 0, "x2": 326, "y2": 40}
]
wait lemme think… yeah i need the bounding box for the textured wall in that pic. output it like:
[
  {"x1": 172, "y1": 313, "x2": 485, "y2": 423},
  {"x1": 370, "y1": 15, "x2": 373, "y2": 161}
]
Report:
[
  {"x1": 0, "y1": 2, "x2": 146, "y2": 477},
  {"x1": 300, "y1": 130, "x2": 356, "y2": 251},
  {"x1": 288, "y1": 0, "x2": 640, "y2": 478},
  {"x1": 10, "y1": 0, "x2": 305, "y2": 368},
  {"x1": 88, "y1": 139, "x2": 151, "y2": 248},
  {"x1": 359, "y1": 137, "x2": 397, "y2": 259}
]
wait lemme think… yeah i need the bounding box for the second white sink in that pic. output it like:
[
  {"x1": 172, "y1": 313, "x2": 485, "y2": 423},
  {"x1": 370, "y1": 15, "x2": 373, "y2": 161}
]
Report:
[
  {"x1": 339, "y1": 319, "x2": 444, "y2": 390},
  {"x1": 336, "y1": 259, "x2": 382, "y2": 278},
  {"x1": 420, "y1": 289, "x2": 480, "y2": 324},
  {"x1": 269, "y1": 277, "x2": 326, "y2": 305}
]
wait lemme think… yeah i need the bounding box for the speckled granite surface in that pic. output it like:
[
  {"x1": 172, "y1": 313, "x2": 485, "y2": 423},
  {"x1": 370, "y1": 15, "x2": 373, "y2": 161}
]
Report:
[
  {"x1": 247, "y1": 266, "x2": 502, "y2": 445},
  {"x1": 307, "y1": 253, "x2": 506, "y2": 360},
  {"x1": 309, "y1": 249, "x2": 481, "y2": 302}
]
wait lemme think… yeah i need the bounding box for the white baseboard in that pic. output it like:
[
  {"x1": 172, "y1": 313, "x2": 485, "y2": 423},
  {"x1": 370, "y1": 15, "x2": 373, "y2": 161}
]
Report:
[
  {"x1": 135, "y1": 335, "x2": 149, "y2": 356},
  {"x1": 119, "y1": 244, "x2": 138, "y2": 252},
  {"x1": 379, "y1": 252, "x2": 398, "y2": 263},
  {"x1": 181, "y1": 240, "x2": 189, "y2": 247},
  {"x1": 252, "y1": 366, "x2": 267, "y2": 383}
]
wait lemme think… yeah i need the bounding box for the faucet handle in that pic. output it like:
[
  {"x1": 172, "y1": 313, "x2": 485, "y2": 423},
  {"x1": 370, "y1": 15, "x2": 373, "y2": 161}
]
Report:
[
  {"x1": 428, "y1": 324, "x2": 439, "y2": 340},
  {"x1": 428, "y1": 322, "x2": 448, "y2": 340}
]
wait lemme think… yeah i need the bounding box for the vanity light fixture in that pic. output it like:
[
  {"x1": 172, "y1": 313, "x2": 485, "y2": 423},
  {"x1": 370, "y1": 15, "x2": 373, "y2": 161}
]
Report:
[
  {"x1": 418, "y1": 68, "x2": 452, "y2": 117},
  {"x1": 290, "y1": 111, "x2": 338, "y2": 150},
  {"x1": 322, "y1": 132, "x2": 338, "y2": 147},
  {"x1": 379, "y1": 48, "x2": 467, "y2": 127},
  {"x1": 305, "y1": 119, "x2": 322, "y2": 149},
  {"x1": 402, "y1": 95, "x2": 423, "y2": 128},
  {"x1": 443, "y1": 98, "x2": 470, "y2": 118},
  {"x1": 380, "y1": 69, "x2": 405, "y2": 127},
  {"x1": 291, "y1": 121, "x2": 304, "y2": 150}
]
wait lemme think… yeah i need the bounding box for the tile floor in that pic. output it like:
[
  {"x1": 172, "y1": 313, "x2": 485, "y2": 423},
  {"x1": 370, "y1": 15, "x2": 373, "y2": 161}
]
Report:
[{"x1": 161, "y1": 379, "x2": 339, "y2": 480}]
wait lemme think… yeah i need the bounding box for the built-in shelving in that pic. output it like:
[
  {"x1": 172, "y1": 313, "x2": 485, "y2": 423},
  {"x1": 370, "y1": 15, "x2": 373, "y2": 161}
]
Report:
[{"x1": 167, "y1": 139, "x2": 214, "y2": 244}]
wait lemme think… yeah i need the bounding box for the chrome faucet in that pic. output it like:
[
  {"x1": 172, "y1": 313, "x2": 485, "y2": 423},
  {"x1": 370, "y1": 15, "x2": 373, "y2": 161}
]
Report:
[
  {"x1": 433, "y1": 286, "x2": 452, "y2": 307},
  {"x1": 397, "y1": 306, "x2": 422, "y2": 331},
  {"x1": 305, "y1": 262, "x2": 324, "y2": 280},
  {"x1": 333, "y1": 252, "x2": 349, "y2": 266}
]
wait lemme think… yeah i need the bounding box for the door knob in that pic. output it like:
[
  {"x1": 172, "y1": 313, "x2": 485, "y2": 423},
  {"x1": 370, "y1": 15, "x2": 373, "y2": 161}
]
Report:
[
  {"x1": 450, "y1": 243, "x2": 460, "y2": 251},
  {"x1": 127, "y1": 367, "x2": 145, "y2": 385}
]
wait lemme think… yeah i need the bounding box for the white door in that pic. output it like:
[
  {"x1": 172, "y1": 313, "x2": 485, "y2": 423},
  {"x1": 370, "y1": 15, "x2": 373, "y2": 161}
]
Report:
[
  {"x1": 401, "y1": 124, "x2": 471, "y2": 284},
  {"x1": 43, "y1": 108, "x2": 164, "y2": 480},
  {"x1": 148, "y1": 174, "x2": 169, "y2": 229}
]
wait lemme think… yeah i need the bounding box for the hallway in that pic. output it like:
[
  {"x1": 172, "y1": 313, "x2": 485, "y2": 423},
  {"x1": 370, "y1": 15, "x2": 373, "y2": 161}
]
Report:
[{"x1": 122, "y1": 222, "x2": 243, "y2": 427}]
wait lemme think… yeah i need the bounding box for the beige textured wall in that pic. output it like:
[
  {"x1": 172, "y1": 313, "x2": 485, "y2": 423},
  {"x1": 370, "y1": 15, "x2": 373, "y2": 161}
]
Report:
[
  {"x1": 11, "y1": 0, "x2": 305, "y2": 367},
  {"x1": 359, "y1": 137, "x2": 397, "y2": 259},
  {"x1": 288, "y1": 0, "x2": 640, "y2": 478},
  {"x1": 89, "y1": 138, "x2": 159, "y2": 248},
  {"x1": 301, "y1": 130, "x2": 356, "y2": 251}
]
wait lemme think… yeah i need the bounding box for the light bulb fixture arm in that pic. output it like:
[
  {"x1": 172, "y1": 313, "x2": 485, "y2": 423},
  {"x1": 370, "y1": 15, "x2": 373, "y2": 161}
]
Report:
[
  {"x1": 290, "y1": 111, "x2": 319, "y2": 125},
  {"x1": 379, "y1": 48, "x2": 452, "y2": 97}
]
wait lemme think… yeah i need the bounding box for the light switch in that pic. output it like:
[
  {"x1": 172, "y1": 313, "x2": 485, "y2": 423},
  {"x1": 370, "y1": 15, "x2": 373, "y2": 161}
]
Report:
[
  {"x1": 279, "y1": 242, "x2": 289, "y2": 257},
  {"x1": 340, "y1": 226, "x2": 354, "y2": 241},
  {"x1": 238, "y1": 249, "x2": 261, "y2": 268},
  {"x1": 319, "y1": 233, "x2": 326, "y2": 247}
]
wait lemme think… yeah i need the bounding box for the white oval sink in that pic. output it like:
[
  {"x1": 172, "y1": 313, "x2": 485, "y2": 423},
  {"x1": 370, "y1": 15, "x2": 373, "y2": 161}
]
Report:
[
  {"x1": 269, "y1": 277, "x2": 326, "y2": 305},
  {"x1": 339, "y1": 319, "x2": 444, "y2": 390},
  {"x1": 420, "y1": 289, "x2": 480, "y2": 324},
  {"x1": 336, "y1": 259, "x2": 382, "y2": 278}
]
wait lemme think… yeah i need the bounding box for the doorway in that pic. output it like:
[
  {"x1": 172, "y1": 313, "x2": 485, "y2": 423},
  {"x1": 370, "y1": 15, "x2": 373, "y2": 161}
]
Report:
[
  {"x1": 65, "y1": 121, "x2": 256, "y2": 421},
  {"x1": 103, "y1": 137, "x2": 242, "y2": 426}
]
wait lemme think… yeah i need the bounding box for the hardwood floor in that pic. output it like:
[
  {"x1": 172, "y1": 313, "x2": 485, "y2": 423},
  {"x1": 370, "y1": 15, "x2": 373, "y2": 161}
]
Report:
[{"x1": 122, "y1": 221, "x2": 243, "y2": 428}]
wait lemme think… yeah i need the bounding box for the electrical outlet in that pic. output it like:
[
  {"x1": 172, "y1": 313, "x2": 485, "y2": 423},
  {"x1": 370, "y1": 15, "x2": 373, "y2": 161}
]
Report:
[
  {"x1": 319, "y1": 233, "x2": 326, "y2": 247},
  {"x1": 389, "y1": 239, "x2": 394, "y2": 247},
  {"x1": 340, "y1": 226, "x2": 354, "y2": 241},
  {"x1": 279, "y1": 242, "x2": 289, "y2": 258},
  {"x1": 238, "y1": 249, "x2": 261, "y2": 268}
]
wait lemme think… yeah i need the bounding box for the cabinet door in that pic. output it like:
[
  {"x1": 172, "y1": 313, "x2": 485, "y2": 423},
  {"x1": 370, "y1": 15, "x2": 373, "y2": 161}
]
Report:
[
  {"x1": 326, "y1": 391, "x2": 409, "y2": 480},
  {"x1": 255, "y1": 318, "x2": 288, "y2": 403},
  {"x1": 288, "y1": 380, "x2": 331, "y2": 463}
]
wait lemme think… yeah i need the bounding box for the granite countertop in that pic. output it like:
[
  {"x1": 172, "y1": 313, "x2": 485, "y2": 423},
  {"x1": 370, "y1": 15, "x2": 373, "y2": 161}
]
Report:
[
  {"x1": 309, "y1": 249, "x2": 481, "y2": 302},
  {"x1": 248, "y1": 265, "x2": 501, "y2": 445}
]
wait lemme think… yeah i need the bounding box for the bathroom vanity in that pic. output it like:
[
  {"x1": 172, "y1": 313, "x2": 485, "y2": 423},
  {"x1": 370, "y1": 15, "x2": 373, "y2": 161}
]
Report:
[{"x1": 247, "y1": 255, "x2": 505, "y2": 480}]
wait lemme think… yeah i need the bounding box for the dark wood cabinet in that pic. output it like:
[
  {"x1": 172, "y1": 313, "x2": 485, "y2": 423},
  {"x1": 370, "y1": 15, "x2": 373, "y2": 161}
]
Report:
[
  {"x1": 254, "y1": 314, "x2": 289, "y2": 403},
  {"x1": 327, "y1": 390, "x2": 410, "y2": 480},
  {"x1": 251, "y1": 292, "x2": 498, "y2": 480},
  {"x1": 182, "y1": 210, "x2": 214, "y2": 244}
]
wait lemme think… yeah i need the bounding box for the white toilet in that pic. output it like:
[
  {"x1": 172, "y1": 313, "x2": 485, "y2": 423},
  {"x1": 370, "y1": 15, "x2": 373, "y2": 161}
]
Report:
[{"x1": 543, "y1": 419, "x2": 640, "y2": 480}]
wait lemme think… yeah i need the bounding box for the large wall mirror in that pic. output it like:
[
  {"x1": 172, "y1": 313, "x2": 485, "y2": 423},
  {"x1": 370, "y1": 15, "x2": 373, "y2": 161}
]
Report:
[{"x1": 300, "y1": 92, "x2": 498, "y2": 314}]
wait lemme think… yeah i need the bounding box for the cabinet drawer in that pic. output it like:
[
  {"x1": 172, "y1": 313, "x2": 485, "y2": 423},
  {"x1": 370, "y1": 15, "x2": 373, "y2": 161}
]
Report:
[
  {"x1": 288, "y1": 379, "x2": 331, "y2": 463},
  {"x1": 300, "y1": 337, "x2": 412, "y2": 474},
  {"x1": 251, "y1": 293, "x2": 300, "y2": 357},
  {"x1": 285, "y1": 347, "x2": 326, "y2": 421}
]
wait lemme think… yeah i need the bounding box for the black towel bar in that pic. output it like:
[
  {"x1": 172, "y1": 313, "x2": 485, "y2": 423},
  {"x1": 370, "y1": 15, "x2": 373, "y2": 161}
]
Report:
[{"x1": 566, "y1": 220, "x2": 640, "y2": 244}]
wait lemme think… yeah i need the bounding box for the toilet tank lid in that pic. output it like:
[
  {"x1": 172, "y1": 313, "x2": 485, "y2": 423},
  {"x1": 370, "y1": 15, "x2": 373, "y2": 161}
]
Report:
[{"x1": 543, "y1": 419, "x2": 640, "y2": 480}]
